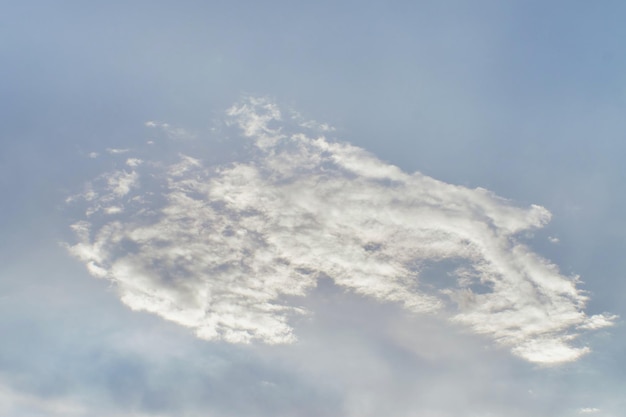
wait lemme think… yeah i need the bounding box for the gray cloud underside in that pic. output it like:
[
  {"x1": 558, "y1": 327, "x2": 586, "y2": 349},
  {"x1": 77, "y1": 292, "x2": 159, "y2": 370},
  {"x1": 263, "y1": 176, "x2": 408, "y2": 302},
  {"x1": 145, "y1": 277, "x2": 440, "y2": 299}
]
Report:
[{"x1": 67, "y1": 97, "x2": 614, "y2": 364}]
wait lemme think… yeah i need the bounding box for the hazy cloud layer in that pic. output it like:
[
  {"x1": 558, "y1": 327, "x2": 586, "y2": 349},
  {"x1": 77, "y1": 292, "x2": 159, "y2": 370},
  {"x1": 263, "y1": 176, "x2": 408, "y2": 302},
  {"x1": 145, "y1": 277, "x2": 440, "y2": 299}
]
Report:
[{"x1": 67, "y1": 97, "x2": 614, "y2": 364}]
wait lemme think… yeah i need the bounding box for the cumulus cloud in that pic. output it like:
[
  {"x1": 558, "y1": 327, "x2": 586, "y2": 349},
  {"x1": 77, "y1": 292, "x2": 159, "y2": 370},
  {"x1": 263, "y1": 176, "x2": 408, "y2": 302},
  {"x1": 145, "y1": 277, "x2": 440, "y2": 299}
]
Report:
[{"x1": 66, "y1": 97, "x2": 615, "y2": 364}]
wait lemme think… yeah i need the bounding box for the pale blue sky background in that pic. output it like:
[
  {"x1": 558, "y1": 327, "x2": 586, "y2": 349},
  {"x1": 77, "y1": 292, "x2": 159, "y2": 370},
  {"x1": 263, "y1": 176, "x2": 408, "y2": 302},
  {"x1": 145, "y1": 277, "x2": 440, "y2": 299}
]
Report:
[{"x1": 1, "y1": 1, "x2": 626, "y2": 416}]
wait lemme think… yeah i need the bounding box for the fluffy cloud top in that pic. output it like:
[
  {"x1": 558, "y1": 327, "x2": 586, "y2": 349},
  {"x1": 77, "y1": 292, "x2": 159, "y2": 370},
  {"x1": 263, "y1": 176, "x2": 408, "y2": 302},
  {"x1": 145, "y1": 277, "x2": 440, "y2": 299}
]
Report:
[{"x1": 66, "y1": 97, "x2": 614, "y2": 364}]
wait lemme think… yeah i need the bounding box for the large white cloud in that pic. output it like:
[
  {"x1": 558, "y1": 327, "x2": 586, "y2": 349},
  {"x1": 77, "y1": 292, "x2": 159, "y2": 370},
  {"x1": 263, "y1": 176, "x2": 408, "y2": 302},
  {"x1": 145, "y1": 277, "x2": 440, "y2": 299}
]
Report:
[{"x1": 66, "y1": 97, "x2": 615, "y2": 364}]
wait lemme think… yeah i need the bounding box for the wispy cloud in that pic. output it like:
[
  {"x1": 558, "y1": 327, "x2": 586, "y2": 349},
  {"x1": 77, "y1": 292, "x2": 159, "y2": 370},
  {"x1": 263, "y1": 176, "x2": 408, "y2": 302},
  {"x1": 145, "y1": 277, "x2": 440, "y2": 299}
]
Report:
[
  {"x1": 579, "y1": 408, "x2": 601, "y2": 414},
  {"x1": 66, "y1": 97, "x2": 615, "y2": 364},
  {"x1": 106, "y1": 148, "x2": 131, "y2": 154},
  {"x1": 0, "y1": 382, "x2": 87, "y2": 417},
  {"x1": 145, "y1": 120, "x2": 196, "y2": 140}
]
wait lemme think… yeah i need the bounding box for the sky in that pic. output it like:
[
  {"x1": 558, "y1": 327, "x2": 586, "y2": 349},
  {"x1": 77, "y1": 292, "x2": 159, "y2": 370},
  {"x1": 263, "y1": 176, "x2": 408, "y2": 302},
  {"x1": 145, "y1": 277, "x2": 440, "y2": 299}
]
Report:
[{"x1": 1, "y1": 1, "x2": 626, "y2": 416}]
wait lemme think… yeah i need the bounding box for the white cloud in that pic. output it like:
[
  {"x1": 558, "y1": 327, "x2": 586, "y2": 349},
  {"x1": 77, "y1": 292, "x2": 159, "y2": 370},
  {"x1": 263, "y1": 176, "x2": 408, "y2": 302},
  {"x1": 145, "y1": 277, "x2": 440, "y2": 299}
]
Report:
[
  {"x1": 579, "y1": 408, "x2": 601, "y2": 414},
  {"x1": 290, "y1": 109, "x2": 336, "y2": 132},
  {"x1": 106, "y1": 170, "x2": 138, "y2": 198},
  {"x1": 67, "y1": 97, "x2": 615, "y2": 364},
  {"x1": 145, "y1": 120, "x2": 196, "y2": 140},
  {"x1": 578, "y1": 314, "x2": 618, "y2": 330},
  {"x1": 106, "y1": 148, "x2": 130, "y2": 154},
  {"x1": 126, "y1": 158, "x2": 143, "y2": 167},
  {"x1": 104, "y1": 206, "x2": 123, "y2": 215}
]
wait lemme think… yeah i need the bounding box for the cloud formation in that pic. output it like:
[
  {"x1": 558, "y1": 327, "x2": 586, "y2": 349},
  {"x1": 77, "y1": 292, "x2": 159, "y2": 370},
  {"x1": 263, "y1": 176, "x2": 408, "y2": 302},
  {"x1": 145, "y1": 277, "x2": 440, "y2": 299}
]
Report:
[
  {"x1": 145, "y1": 120, "x2": 196, "y2": 140},
  {"x1": 67, "y1": 97, "x2": 615, "y2": 364}
]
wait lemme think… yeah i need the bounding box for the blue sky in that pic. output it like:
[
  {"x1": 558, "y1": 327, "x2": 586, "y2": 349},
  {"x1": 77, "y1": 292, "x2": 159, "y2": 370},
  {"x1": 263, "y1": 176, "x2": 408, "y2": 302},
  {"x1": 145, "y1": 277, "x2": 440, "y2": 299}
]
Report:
[{"x1": 2, "y1": 1, "x2": 626, "y2": 416}]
